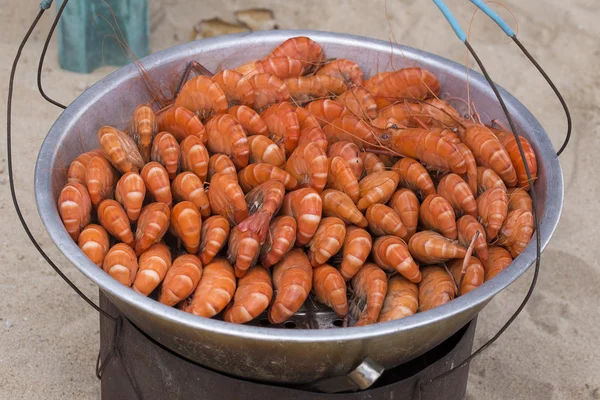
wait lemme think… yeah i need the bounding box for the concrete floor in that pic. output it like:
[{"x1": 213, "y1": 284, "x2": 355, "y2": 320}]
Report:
[{"x1": 1, "y1": 0, "x2": 599, "y2": 398}]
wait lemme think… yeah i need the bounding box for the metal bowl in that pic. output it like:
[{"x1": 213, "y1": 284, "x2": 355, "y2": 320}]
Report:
[{"x1": 35, "y1": 30, "x2": 563, "y2": 384}]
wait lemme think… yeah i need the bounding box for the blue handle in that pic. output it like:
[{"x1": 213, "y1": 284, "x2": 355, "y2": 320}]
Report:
[
  {"x1": 40, "y1": 0, "x2": 54, "y2": 10},
  {"x1": 432, "y1": 0, "x2": 467, "y2": 42},
  {"x1": 470, "y1": 0, "x2": 515, "y2": 37}
]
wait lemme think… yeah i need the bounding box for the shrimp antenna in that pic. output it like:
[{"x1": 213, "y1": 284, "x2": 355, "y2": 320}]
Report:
[{"x1": 469, "y1": 0, "x2": 571, "y2": 156}]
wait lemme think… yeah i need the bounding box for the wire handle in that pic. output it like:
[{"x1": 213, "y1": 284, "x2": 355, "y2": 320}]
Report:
[{"x1": 470, "y1": 0, "x2": 515, "y2": 36}]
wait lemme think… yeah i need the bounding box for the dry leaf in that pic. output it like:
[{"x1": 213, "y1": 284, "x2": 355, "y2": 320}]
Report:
[
  {"x1": 191, "y1": 17, "x2": 249, "y2": 40},
  {"x1": 235, "y1": 8, "x2": 277, "y2": 31}
]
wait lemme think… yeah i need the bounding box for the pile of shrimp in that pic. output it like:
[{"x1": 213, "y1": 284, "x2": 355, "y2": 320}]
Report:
[{"x1": 57, "y1": 36, "x2": 537, "y2": 327}]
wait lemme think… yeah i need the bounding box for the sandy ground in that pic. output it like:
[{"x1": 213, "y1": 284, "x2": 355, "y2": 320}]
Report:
[{"x1": 1, "y1": 0, "x2": 599, "y2": 398}]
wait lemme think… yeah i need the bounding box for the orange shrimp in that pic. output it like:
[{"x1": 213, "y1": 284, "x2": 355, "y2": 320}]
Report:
[
  {"x1": 297, "y1": 126, "x2": 328, "y2": 153},
  {"x1": 156, "y1": 106, "x2": 207, "y2": 144},
  {"x1": 170, "y1": 201, "x2": 202, "y2": 254},
  {"x1": 260, "y1": 102, "x2": 300, "y2": 157},
  {"x1": 459, "y1": 125, "x2": 517, "y2": 187},
  {"x1": 268, "y1": 249, "x2": 313, "y2": 324},
  {"x1": 327, "y1": 141, "x2": 363, "y2": 179},
  {"x1": 284, "y1": 75, "x2": 347, "y2": 104},
  {"x1": 391, "y1": 157, "x2": 436, "y2": 198},
  {"x1": 477, "y1": 166, "x2": 507, "y2": 195},
  {"x1": 383, "y1": 128, "x2": 466, "y2": 175},
  {"x1": 497, "y1": 209, "x2": 534, "y2": 257},
  {"x1": 151, "y1": 131, "x2": 180, "y2": 179},
  {"x1": 455, "y1": 143, "x2": 478, "y2": 196},
  {"x1": 491, "y1": 127, "x2": 537, "y2": 189},
  {"x1": 421, "y1": 98, "x2": 464, "y2": 129},
  {"x1": 205, "y1": 114, "x2": 249, "y2": 170},
  {"x1": 483, "y1": 246, "x2": 512, "y2": 281},
  {"x1": 337, "y1": 87, "x2": 377, "y2": 120},
  {"x1": 212, "y1": 69, "x2": 255, "y2": 107},
  {"x1": 267, "y1": 36, "x2": 325, "y2": 74},
  {"x1": 366, "y1": 204, "x2": 408, "y2": 241},
  {"x1": 251, "y1": 56, "x2": 305, "y2": 79},
  {"x1": 247, "y1": 135, "x2": 286, "y2": 167},
  {"x1": 296, "y1": 106, "x2": 321, "y2": 130},
  {"x1": 360, "y1": 152, "x2": 385, "y2": 176},
  {"x1": 280, "y1": 188, "x2": 322, "y2": 246},
  {"x1": 67, "y1": 149, "x2": 104, "y2": 184},
  {"x1": 448, "y1": 257, "x2": 484, "y2": 295},
  {"x1": 115, "y1": 172, "x2": 146, "y2": 223},
  {"x1": 228, "y1": 221, "x2": 263, "y2": 278},
  {"x1": 224, "y1": 265, "x2": 273, "y2": 324},
  {"x1": 180, "y1": 135, "x2": 209, "y2": 182},
  {"x1": 372, "y1": 102, "x2": 424, "y2": 129},
  {"x1": 507, "y1": 188, "x2": 532, "y2": 212},
  {"x1": 457, "y1": 215, "x2": 488, "y2": 261},
  {"x1": 208, "y1": 153, "x2": 238, "y2": 182},
  {"x1": 174, "y1": 75, "x2": 228, "y2": 120},
  {"x1": 238, "y1": 163, "x2": 298, "y2": 192},
  {"x1": 365, "y1": 68, "x2": 440, "y2": 108},
  {"x1": 97, "y1": 199, "x2": 134, "y2": 247},
  {"x1": 184, "y1": 258, "x2": 236, "y2": 318},
  {"x1": 356, "y1": 171, "x2": 400, "y2": 211},
  {"x1": 260, "y1": 215, "x2": 297, "y2": 268},
  {"x1": 208, "y1": 172, "x2": 248, "y2": 225},
  {"x1": 339, "y1": 226, "x2": 372, "y2": 281},
  {"x1": 285, "y1": 142, "x2": 328, "y2": 193},
  {"x1": 378, "y1": 275, "x2": 419, "y2": 322},
  {"x1": 159, "y1": 254, "x2": 202, "y2": 306},
  {"x1": 85, "y1": 155, "x2": 116, "y2": 207},
  {"x1": 248, "y1": 73, "x2": 291, "y2": 112},
  {"x1": 133, "y1": 243, "x2": 172, "y2": 296},
  {"x1": 316, "y1": 58, "x2": 363, "y2": 87},
  {"x1": 228, "y1": 105, "x2": 268, "y2": 136},
  {"x1": 477, "y1": 187, "x2": 508, "y2": 240},
  {"x1": 419, "y1": 194, "x2": 457, "y2": 239},
  {"x1": 198, "y1": 215, "x2": 230, "y2": 264},
  {"x1": 141, "y1": 162, "x2": 172, "y2": 207},
  {"x1": 418, "y1": 266, "x2": 455, "y2": 311},
  {"x1": 305, "y1": 99, "x2": 348, "y2": 127},
  {"x1": 437, "y1": 174, "x2": 477, "y2": 218},
  {"x1": 171, "y1": 172, "x2": 211, "y2": 218},
  {"x1": 325, "y1": 157, "x2": 360, "y2": 203},
  {"x1": 408, "y1": 231, "x2": 466, "y2": 264},
  {"x1": 350, "y1": 263, "x2": 387, "y2": 326},
  {"x1": 103, "y1": 243, "x2": 138, "y2": 287},
  {"x1": 389, "y1": 189, "x2": 420, "y2": 239},
  {"x1": 78, "y1": 224, "x2": 110, "y2": 267},
  {"x1": 323, "y1": 115, "x2": 379, "y2": 149},
  {"x1": 98, "y1": 126, "x2": 144, "y2": 173},
  {"x1": 307, "y1": 217, "x2": 346, "y2": 267},
  {"x1": 134, "y1": 202, "x2": 170, "y2": 255},
  {"x1": 313, "y1": 264, "x2": 348, "y2": 317},
  {"x1": 130, "y1": 104, "x2": 157, "y2": 162},
  {"x1": 245, "y1": 179, "x2": 285, "y2": 216},
  {"x1": 320, "y1": 189, "x2": 367, "y2": 227},
  {"x1": 372, "y1": 235, "x2": 421, "y2": 282}
]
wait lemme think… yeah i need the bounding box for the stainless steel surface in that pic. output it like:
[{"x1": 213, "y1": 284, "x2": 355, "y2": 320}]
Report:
[
  {"x1": 34, "y1": 30, "x2": 564, "y2": 384},
  {"x1": 304, "y1": 357, "x2": 385, "y2": 393}
]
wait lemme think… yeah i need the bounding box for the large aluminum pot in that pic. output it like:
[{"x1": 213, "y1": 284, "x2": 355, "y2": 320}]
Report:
[{"x1": 35, "y1": 30, "x2": 563, "y2": 384}]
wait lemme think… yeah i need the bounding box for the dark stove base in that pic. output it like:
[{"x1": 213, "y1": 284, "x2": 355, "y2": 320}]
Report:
[{"x1": 99, "y1": 292, "x2": 475, "y2": 400}]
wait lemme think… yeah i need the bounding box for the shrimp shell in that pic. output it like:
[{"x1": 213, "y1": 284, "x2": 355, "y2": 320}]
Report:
[
  {"x1": 133, "y1": 243, "x2": 172, "y2": 296},
  {"x1": 247, "y1": 135, "x2": 286, "y2": 167},
  {"x1": 477, "y1": 166, "x2": 507, "y2": 195},
  {"x1": 307, "y1": 217, "x2": 346, "y2": 267},
  {"x1": 298, "y1": 126, "x2": 328, "y2": 153},
  {"x1": 198, "y1": 215, "x2": 230, "y2": 265},
  {"x1": 372, "y1": 235, "x2": 421, "y2": 282},
  {"x1": 159, "y1": 254, "x2": 203, "y2": 306},
  {"x1": 313, "y1": 264, "x2": 348, "y2": 317},
  {"x1": 208, "y1": 154, "x2": 238, "y2": 182},
  {"x1": 323, "y1": 115, "x2": 380, "y2": 149},
  {"x1": 267, "y1": 36, "x2": 325, "y2": 74},
  {"x1": 141, "y1": 162, "x2": 172, "y2": 207},
  {"x1": 408, "y1": 231, "x2": 466, "y2": 264},
  {"x1": 497, "y1": 209, "x2": 534, "y2": 257},
  {"x1": 360, "y1": 152, "x2": 386, "y2": 176},
  {"x1": 156, "y1": 106, "x2": 207, "y2": 144},
  {"x1": 213, "y1": 69, "x2": 255, "y2": 107},
  {"x1": 366, "y1": 68, "x2": 440, "y2": 107},
  {"x1": 228, "y1": 105, "x2": 268, "y2": 136},
  {"x1": 130, "y1": 104, "x2": 157, "y2": 162},
  {"x1": 366, "y1": 204, "x2": 408, "y2": 241},
  {"x1": 389, "y1": 189, "x2": 420, "y2": 239},
  {"x1": 418, "y1": 266, "x2": 455, "y2": 311},
  {"x1": 180, "y1": 135, "x2": 209, "y2": 183},
  {"x1": 208, "y1": 172, "x2": 249, "y2": 225},
  {"x1": 483, "y1": 246, "x2": 512, "y2": 281},
  {"x1": 448, "y1": 257, "x2": 484, "y2": 295},
  {"x1": 491, "y1": 127, "x2": 537, "y2": 189},
  {"x1": 456, "y1": 143, "x2": 478, "y2": 196},
  {"x1": 316, "y1": 58, "x2": 363, "y2": 87},
  {"x1": 356, "y1": 171, "x2": 400, "y2": 211},
  {"x1": 280, "y1": 188, "x2": 322, "y2": 246},
  {"x1": 184, "y1": 258, "x2": 236, "y2": 318},
  {"x1": 419, "y1": 194, "x2": 457, "y2": 240},
  {"x1": 135, "y1": 202, "x2": 170, "y2": 255},
  {"x1": 238, "y1": 163, "x2": 298, "y2": 192},
  {"x1": 339, "y1": 226, "x2": 372, "y2": 281},
  {"x1": 437, "y1": 174, "x2": 478, "y2": 218},
  {"x1": 507, "y1": 188, "x2": 532, "y2": 212},
  {"x1": 336, "y1": 87, "x2": 377, "y2": 120},
  {"x1": 85, "y1": 155, "x2": 115, "y2": 207},
  {"x1": 378, "y1": 275, "x2": 419, "y2": 322},
  {"x1": 320, "y1": 189, "x2": 367, "y2": 227},
  {"x1": 115, "y1": 172, "x2": 146, "y2": 223},
  {"x1": 67, "y1": 149, "x2": 104, "y2": 184},
  {"x1": 350, "y1": 263, "x2": 387, "y2": 326},
  {"x1": 171, "y1": 201, "x2": 202, "y2": 254},
  {"x1": 269, "y1": 249, "x2": 313, "y2": 324},
  {"x1": 248, "y1": 73, "x2": 291, "y2": 112},
  {"x1": 78, "y1": 224, "x2": 110, "y2": 267},
  {"x1": 245, "y1": 180, "x2": 285, "y2": 216},
  {"x1": 228, "y1": 223, "x2": 262, "y2": 278},
  {"x1": 255, "y1": 56, "x2": 305, "y2": 79},
  {"x1": 457, "y1": 215, "x2": 488, "y2": 261},
  {"x1": 477, "y1": 187, "x2": 508, "y2": 240},
  {"x1": 305, "y1": 99, "x2": 348, "y2": 127},
  {"x1": 205, "y1": 114, "x2": 249, "y2": 170},
  {"x1": 260, "y1": 102, "x2": 300, "y2": 157},
  {"x1": 98, "y1": 126, "x2": 144, "y2": 173},
  {"x1": 103, "y1": 243, "x2": 138, "y2": 287},
  {"x1": 171, "y1": 172, "x2": 211, "y2": 218},
  {"x1": 284, "y1": 75, "x2": 347, "y2": 104},
  {"x1": 224, "y1": 265, "x2": 273, "y2": 324},
  {"x1": 151, "y1": 132, "x2": 180, "y2": 180},
  {"x1": 296, "y1": 106, "x2": 321, "y2": 130},
  {"x1": 285, "y1": 142, "x2": 328, "y2": 193},
  {"x1": 174, "y1": 75, "x2": 228, "y2": 120},
  {"x1": 327, "y1": 141, "x2": 363, "y2": 180},
  {"x1": 260, "y1": 216, "x2": 297, "y2": 268},
  {"x1": 391, "y1": 157, "x2": 436, "y2": 198},
  {"x1": 97, "y1": 199, "x2": 134, "y2": 247},
  {"x1": 325, "y1": 157, "x2": 360, "y2": 203}
]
